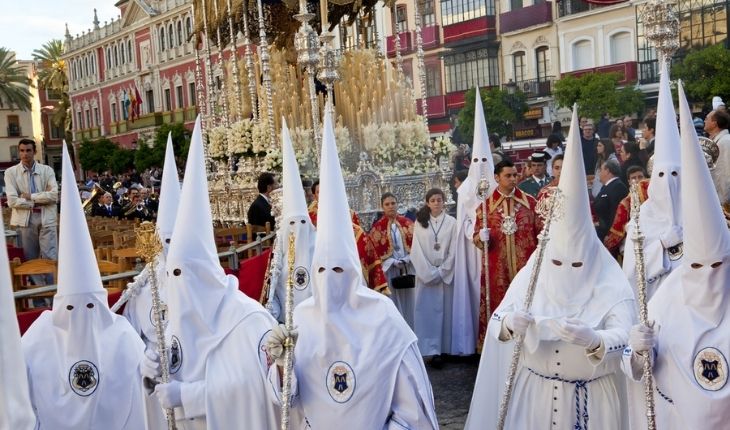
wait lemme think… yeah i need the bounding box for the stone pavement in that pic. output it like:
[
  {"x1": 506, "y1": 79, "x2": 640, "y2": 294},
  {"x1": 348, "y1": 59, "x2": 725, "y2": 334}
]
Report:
[{"x1": 427, "y1": 356, "x2": 480, "y2": 430}]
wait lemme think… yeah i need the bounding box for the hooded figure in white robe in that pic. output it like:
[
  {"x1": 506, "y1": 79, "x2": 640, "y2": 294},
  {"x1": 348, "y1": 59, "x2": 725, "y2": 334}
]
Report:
[
  {"x1": 122, "y1": 132, "x2": 180, "y2": 350},
  {"x1": 148, "y1": 116, "x2": 278, "y2": 429},
  {"x1": 267, "y1": 119, "x2": 316, "y2": 322},
  {"x1": 452, "y1": 88, "x2": 497, "y2": 355},
  {"x1": 271, "y1": 109, "x2": 439, "y2": 429},
  {"x1": 622, "y1": 80, "x2": 730, "y2": 430},
  {"x1": 22, "y1": 144, "x2": 147, "y2": 430},
  {"x1": 623, "y1": 61, "x2": 683, "y2": 299},
  {"x1": 465, "y1": 106, "x2": 636, "y2": 430},
  {"x1": 411, "y1": 192, "x2": 458, "y2": 357},
  {"x1": 0, "y1": 200, "x2": 35, "y2": 429}
]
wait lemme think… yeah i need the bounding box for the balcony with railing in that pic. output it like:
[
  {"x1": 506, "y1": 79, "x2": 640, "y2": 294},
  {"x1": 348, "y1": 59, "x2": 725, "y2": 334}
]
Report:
[
  {"x1": 562, "y1": 61, "x2": 638, "y2": 84},
  {"x1": 500, "y1": 2, "x2": 553, "y2": 34},
  {"x1": 557, "y1": 0, "x2": 628, "y2": 18},
  {"x1": 108, "y1": 106, "x2": 197, "y2": 135},
  {"x1": 416, "y1": 95, "x2": 448, "y2": 118},
  {"x1": 386, "y1": 32, "x2": 414, "y2": 57},
  {"x1": 77, "y1": 127, "x2": 101, "y2": 141},
  {"x1": 505, "y1": 77, "x2": 556, "y2": 99},
  {"x1": 421, "y1": 26, "x2": 441, "y2": 49}
]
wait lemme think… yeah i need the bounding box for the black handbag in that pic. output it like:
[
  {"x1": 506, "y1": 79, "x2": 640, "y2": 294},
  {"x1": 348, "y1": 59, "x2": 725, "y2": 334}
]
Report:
[{"x1": 391, "y1": 265, "x2": 415, "y2": 290}]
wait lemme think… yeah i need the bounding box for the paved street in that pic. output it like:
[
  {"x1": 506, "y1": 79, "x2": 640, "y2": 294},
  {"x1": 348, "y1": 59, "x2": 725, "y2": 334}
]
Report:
[{"x1": 427, "y1": 356, "x2": 480, "y2": 429}]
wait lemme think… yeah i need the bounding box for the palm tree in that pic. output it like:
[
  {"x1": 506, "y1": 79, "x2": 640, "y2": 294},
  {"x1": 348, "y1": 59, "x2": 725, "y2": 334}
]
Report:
[
  {"x1": 33, "y1": 39, "x2": 71, "y2": 141},
  {"x1": 0, "y1": 47, "x2": 32, "y2": 111}
]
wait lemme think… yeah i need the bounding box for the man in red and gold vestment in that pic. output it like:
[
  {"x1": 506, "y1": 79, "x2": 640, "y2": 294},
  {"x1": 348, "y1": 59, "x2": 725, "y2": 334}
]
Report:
[
  {"x1": 308, "y1": 181, "x2": 387, "y2": 294},
  {"x1": 473, "y1": 160, "x2": 539, "y2": 349},
  {"x1": 603, "y1": 167, "x2": 649, "y2": 256}
]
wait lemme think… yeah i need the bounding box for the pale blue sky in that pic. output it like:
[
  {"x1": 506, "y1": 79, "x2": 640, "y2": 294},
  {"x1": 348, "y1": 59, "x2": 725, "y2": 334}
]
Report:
[{"x1": 0, "y1": 0, "x2": 120, "y2": 59}]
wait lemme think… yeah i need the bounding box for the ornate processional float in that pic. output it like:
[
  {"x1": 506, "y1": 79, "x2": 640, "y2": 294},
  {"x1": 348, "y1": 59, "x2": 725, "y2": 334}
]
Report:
[{"x1": 188, "y1": 0, "x2": 455, "y2": 228}]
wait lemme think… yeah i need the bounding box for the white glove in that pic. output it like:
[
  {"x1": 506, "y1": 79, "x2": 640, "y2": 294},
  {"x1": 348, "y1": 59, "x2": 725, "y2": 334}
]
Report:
[
  {"x1": 479, "y1": 228, "x2": 490, "y2": 242},
  {"x1": 629, "y1": 323, "x2": 655, "y2": 353},
  {"x1": 556, "y1": 318, "x2": 601, "y2": 350},
  {"x1": 266, "y1": 324, "x2": 299, "y2": 366},
  {"x1": 503, "y1": 311, "x2": 534, "y2": 337},
  {"x1": 140, "y1": 349, "x2": 161, "y2": 382},
  {"x1": 659, "y1": 225, "x2": 683, "y2": 249},
  {"x1": 154, "y1": 381, "x2": 183, "y2": 409}
]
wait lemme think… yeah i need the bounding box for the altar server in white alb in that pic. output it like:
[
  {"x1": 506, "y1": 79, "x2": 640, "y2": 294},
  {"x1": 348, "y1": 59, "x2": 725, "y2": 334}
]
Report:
[
  {"x1": 452, "y1": 88, "x2": 497, "y2": 355},
  {"x1": 0, "y1": 204, "x2": 35, "y2": 429},
  {"x1": 623, "y1": 61, "x2": 683, "y2": 299},
  {"x1": 411, "y1": 188, "x2": 457, "y2": 360},
  {"x1": 465, "y1": 107, "x2": 636, "y2": 430},
  {"x1": 622, "y1": 81, "x2": 730, "y2": 429},
  {"x1": 267, "y1": 119, "x2": 316, "y2": 322},
  {"x1": 267, "y1": 109, "x2": 439, "y2": 429},
  {"x1": 142, "y1": 116, "x2": 279, "y2": 429},
  {"x1": 122, "y1": 132, "x2": 180, "y2": 349},
  {"x1": 22, "y1": 145, "x2": 147, "y2": 429}
]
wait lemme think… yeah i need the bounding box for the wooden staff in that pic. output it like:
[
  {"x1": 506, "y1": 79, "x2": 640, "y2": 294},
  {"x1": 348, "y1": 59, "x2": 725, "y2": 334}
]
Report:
[
  {"x1": 496, "y1": 188, "x2": 564, "y2": 430},
  {"x1": 629, "y1": 181, "x2": 657, "y2": 430}
]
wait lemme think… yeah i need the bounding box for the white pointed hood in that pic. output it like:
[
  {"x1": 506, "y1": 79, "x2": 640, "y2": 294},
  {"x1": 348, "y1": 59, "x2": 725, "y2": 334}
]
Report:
[
  {"x1": 677, "y1": 80, "x2": 730, "y2": 323},
  {"x1": 293, "y1": 109, "x2": 417, "y2": 428},
  {"x1": 20, "y1": 144, "x2": 146, "y2": 429},
  {"x1": 165, "y1": 116, "x2": 257, "y2": 383},
  {"x1": 459, "y1": 88, "x2": 498, "y2": 216},
  {"x1": 644, "y1": 61, "x2": 682, "y2": 230},
  {"x1": 271, "y1": 118, "x2": 316, "y2": 320},
  {"x1": 507, "y1": 106, "x2": 633, "y2": 332},
  {"x1": 157, "y1": 132, "x2": 181, "y2": 253},
  {"x1": 0, "y1": 210, "x2": 35, "y2": 428}
]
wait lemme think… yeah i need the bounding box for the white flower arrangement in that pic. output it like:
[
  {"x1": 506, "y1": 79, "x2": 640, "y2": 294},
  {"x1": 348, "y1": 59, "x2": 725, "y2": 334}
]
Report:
[
  {"x1": 263, "y1": 146, "x2": 283, "y2": 171},
  {"x1": 432, "y1": 135, "x2": 453, "y2": 159},
  {"x1": 251, "y1": 121, "x2": 272, "y2": 155},
  {"x1": 228, "y1": 119, "x2": 254, "y2": 155},
  {"x1": 208, "y1": 126, "x2": 228, "y2": 160},
  {"x1": 366, "y1": 119, "x2": 435, "y2": 175}
]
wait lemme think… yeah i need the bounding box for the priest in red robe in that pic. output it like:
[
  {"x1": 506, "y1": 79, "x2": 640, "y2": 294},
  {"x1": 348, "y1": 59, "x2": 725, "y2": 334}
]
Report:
[
  {"x1": 473, "y1": 159, "x2": 539, "y2": 350},
  {"x1": 603, "y1": 170, "x2": 649, "y2": 256}
]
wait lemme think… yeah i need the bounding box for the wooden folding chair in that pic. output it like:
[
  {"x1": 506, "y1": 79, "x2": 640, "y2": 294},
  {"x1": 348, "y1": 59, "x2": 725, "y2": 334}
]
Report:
[{"x1": 11, "y1": 258, "x2": 58, "y2": 311}]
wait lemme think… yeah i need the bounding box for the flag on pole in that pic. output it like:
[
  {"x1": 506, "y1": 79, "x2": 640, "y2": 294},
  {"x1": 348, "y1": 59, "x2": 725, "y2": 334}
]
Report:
[
  {"x1": 128, "y1": 88, "x2": 136, "y2": 122},
  {"x1": 122, "y1": 90, "x2": 129, "y2": 121},
  {"x1": 134, "y1": 86, "x2": 143, "y2": 118}
]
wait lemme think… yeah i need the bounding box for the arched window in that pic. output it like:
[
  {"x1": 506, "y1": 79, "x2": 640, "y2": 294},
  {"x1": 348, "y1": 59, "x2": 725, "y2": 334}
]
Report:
[
  {"x1": 609, "y1": 31, "x2": 632, "y2": 64},
  {"x1": 84, "y1": 56, "x2": 89, "y2": 76},
  {"x1": 119, "y1": 42, "x2": 125, "y2": 64},
  {"x1": 91, "y1": 53, "x2": 95, "y2": 74},
  {"x1": 127, "y1": 40, "x2": 133, "y2": 64},
  {"x1": 168, "y1": 24, "x2": 174, "y2": 49},
  {"x1": 177, "y1": 20, "x2": 183, "y2": 45},
  {"x1": 513, "y1": 51, "x2": 526, "y2": 82},
  {"x1": 160, "y1": 28, "x2": 166, "y2": 51},
  {"x1": 536, "y1": 46, "x2": 549, "y2": 81},
  {"x1": 113, "y1": 45, "x2": 119, "y2": 67},
  {"x1": 186, "y1": 17, "x2": 192, "y2": 39},
  {"x1": 106, "y1": 47, "x2": 111, "y2": 68},
  {"x1": 571, "y1": 39, "x2": 593, "y2": 71}
]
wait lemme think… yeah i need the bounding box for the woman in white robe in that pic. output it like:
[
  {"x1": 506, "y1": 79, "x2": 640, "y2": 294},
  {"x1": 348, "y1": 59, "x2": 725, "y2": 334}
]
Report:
[{"x1": 412, "y1": 188, "x2": 457, "y2": 359}]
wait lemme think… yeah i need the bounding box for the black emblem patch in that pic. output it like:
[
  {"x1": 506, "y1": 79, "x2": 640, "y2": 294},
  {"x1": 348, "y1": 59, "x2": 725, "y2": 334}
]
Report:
[
  {"x1": 293, "y1": 266, "x2": 310, "y2": 291},
  {"x1": 69, "y1": 360, "x2": 99, "y2": 397},
  {"x1": 169, "y1": 335, "x2": 183, "y2": 374},
  {"x1": 326, "y1": 361, "x2": 355, "y2": 403},
  {"x1": 694, "y1": 347, "x2": 728, "y2": 391}
]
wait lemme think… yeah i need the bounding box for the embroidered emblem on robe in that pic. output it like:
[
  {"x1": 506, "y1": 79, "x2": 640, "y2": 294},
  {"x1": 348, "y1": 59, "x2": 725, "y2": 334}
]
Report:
[
  {"x1": 694, "y1": 347, "x2": 728, "y2": 391},
  {"x1": 169, "y1": 335, "x2": 183, "y2": 374},
  {"x1": 327, "y1": 361, "x2": 356, "y2": 403},
  {"x1": 69, "y1": 360, "x2": 99, "y2": 396}
]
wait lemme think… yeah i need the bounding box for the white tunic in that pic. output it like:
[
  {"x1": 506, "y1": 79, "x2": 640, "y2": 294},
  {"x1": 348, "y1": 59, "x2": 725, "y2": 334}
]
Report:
[
  {"x1": 451, "y1": 180, "x2": 482, "y2": 355},
  {"x1": 411, "y1": 212, "x2": 457, "y2": 356}
]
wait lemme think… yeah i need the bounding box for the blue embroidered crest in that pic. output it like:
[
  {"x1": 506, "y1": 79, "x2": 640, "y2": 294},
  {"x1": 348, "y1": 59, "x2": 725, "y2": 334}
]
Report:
[
  {"x1": 694, "y1": 347, "x2": 728, "y2": 391},
  {"x1": 69, "y1": 360, "x2": 99, "y2": 397},
  {"x1": 326, "y1": 361, "x2": 356, "y2": 403}
]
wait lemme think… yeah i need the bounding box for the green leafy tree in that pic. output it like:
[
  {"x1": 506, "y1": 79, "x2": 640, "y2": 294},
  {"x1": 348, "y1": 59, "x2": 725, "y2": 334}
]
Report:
[
  {"x1": 457, "y1": 87, "x2": 528, "y2": 144},
  {"x1": 78, "y1": 138, "x2": 118, "y2": 173},
  {"x1": 135, "y1": 122, "x2": 191, "y2": 171},
  {"x1": 108, "y1": 148, "x2": 136, "y2": 174},
  {"x1": 0, "y1": 47, "x2": 32, "y2": 110},
  {"x1": 553, "y1": 72, "x2": 644, "y2": 121},
  {"x1": 33, "y1": 39, "x2": 72, "y2": 143},
  {"x1": 673, "y1": 43, "x2": 730, "y2": 105}
]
